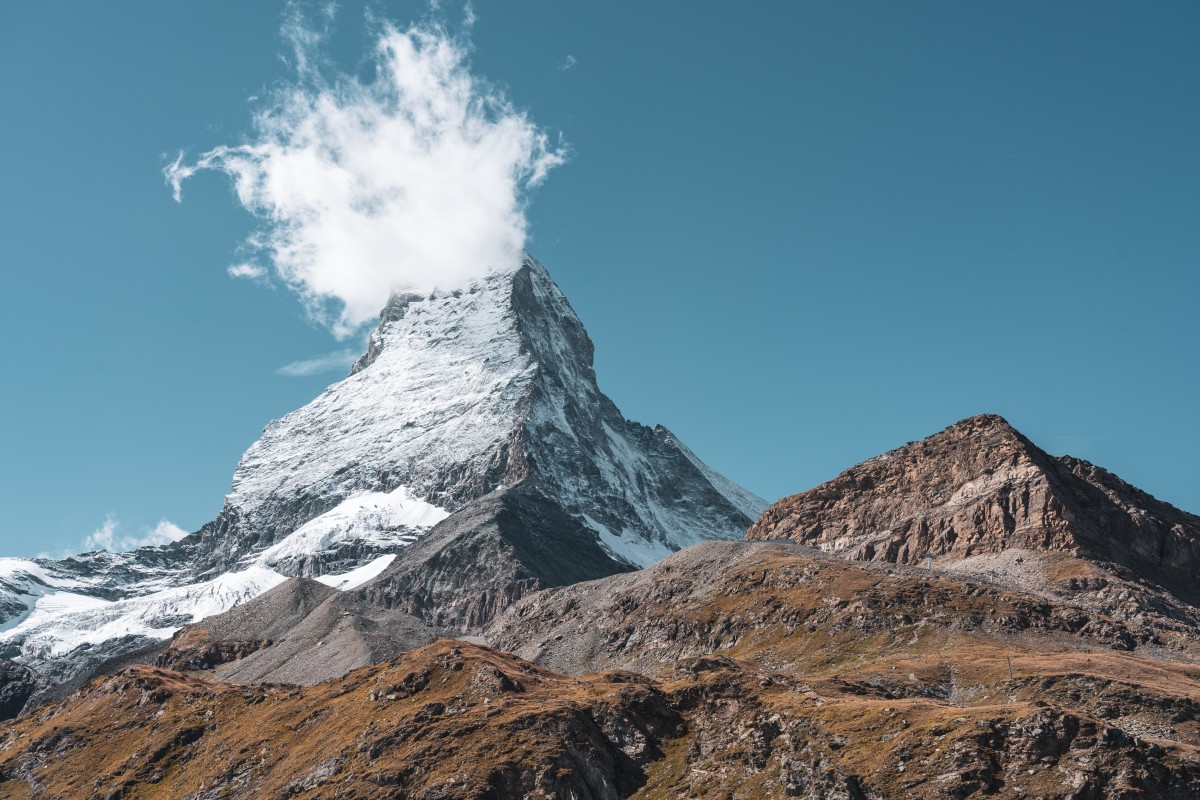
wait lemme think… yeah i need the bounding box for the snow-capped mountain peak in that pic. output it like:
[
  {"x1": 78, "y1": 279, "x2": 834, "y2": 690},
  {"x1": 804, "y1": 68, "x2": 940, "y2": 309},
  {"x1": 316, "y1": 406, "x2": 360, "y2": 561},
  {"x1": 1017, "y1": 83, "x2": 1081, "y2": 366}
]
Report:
[{"x1": 0, "y1": 254, "x2": 765, "y2": 699}]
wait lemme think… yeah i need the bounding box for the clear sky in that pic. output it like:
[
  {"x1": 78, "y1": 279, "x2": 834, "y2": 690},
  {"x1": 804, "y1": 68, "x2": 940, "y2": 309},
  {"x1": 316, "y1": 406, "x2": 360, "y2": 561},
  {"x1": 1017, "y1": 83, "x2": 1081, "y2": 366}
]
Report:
[{"x1": 1, "y1": 1, "x2": 1197, "y2": 558}]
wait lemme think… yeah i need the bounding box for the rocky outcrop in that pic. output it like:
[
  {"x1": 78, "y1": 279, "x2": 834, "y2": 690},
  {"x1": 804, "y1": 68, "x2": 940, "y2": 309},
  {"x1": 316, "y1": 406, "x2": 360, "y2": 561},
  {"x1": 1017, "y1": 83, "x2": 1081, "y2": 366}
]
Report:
[
  {"x1": 644, "y1": 658, "x2": 1200, "y2": 800},
  {"x1": 158, "y1": 577, "x2": 338, "y2": 672},
  {"x1": 0, "y1": 659, "x2": 36, "y2": 721},
  {"x1": 747, "y1": 414, "x2": 1200, "y2": 616},
  {"x1": 155, "y1": 486, "x2": 629, "y2": 682},
  {"x1": 486, "y1": 541, "x2": 1188, "y2": 673},
  {"x1": 361, "y1": 486, "x2": 636, "y2": 631},
  {"x1": 156, "y1": 577, "x2": 441, "y2": 685}
]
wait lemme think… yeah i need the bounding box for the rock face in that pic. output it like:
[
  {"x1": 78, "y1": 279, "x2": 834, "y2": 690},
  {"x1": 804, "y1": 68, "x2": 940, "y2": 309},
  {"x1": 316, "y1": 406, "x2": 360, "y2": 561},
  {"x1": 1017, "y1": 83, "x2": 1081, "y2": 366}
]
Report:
[
  {"x1": 0, "y1": 255, "x2": 762, "y2": 694},
  {"x1": 360, "y1": 486, "x2": 636, "y2": 630},
  {"x1": 156, "y1": 485, "x2": 633, "y2": 680},
  {"x1": 747, "y1": 414, "x2": 1200, "y2": 619},
  {"x1": 0, "y1": 659, "x2": 37, "y2": 721},
  {"x1": 161, "y1": 579, "x2": 442, "y2": 686},
  {"x1": 484, "y1": 541, "x2": 1172, "y2": 676}
]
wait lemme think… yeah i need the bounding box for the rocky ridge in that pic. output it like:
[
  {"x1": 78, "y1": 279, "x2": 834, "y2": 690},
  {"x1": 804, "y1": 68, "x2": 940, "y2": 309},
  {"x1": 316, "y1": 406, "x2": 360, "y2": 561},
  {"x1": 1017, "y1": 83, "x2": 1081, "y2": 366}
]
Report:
[{"x1": 747, "y1": 414, "x2": 1200, "y2": 631}]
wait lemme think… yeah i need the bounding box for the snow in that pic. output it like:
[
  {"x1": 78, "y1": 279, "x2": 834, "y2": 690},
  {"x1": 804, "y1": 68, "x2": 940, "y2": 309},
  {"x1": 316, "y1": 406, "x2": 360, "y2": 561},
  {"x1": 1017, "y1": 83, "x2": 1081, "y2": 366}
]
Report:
[
  {"x1": 227, "y1": 262, "x2": 537, "y2": 518},
  {"x1": 583, "y1": 515, "x2": 673, "y2": 569},
  {"x1": 255, "y1": 487, "x2": 448, "y2": 567},
  {"x1": 0, "y1": 566, "x2": 287, "y2": 662},
  {"x1": 315, "y1": 554, "x2": 397, "y2": 590},
  {"x1": 0, "y1": 557, "x2": 112, "y2": 632},
  {"x1": 671, "y1": 433, "x2": 771, "y2": 521}
]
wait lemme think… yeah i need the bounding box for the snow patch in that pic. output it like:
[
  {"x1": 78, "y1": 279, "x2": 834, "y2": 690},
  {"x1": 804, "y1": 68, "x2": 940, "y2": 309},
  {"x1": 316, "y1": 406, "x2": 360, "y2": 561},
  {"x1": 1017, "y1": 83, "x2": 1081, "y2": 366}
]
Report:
[
  {"x1": 583, "y1": 515, "x2": 673, "y2": 569},
  {"x1": 255, "y1": 487, "x2": 448, "y2": 567},
  {"x1": 0, "y1": 567, "x2": 286, "y2": 663},
  {"x1": 315, "y1": 554, "x2": 397, "y2": 591}
]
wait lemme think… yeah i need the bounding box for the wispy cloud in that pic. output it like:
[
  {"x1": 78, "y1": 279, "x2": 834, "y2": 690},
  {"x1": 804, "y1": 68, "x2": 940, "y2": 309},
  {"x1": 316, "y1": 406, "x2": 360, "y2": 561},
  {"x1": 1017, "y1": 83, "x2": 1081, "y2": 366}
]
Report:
[
  {"x1": 81, "y1": 516, "x2": 188, "y2": 553},
  {"x1": 227, "y1": 262, "x2": 268, "y2": 281},
  {"x1": 560, "y1": 54, "x2": 577, "y2": 71},
  {"x1": 276, "y1": 348, "x2": 360, "y2": 377},
  {"x1": 166, "y1": 9, "x2": 566, "y2": 339}
]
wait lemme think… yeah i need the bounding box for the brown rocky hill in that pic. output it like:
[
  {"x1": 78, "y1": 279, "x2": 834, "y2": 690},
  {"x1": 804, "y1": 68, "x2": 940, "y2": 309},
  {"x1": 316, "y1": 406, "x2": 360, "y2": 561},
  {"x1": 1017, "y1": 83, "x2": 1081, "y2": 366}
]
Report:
[
  {"x1": 747, "y1": 414, "x2": 1200, "y2": 630},
  {"x1": 0, "y1": 641, "x2": 682, "y2": 799}
]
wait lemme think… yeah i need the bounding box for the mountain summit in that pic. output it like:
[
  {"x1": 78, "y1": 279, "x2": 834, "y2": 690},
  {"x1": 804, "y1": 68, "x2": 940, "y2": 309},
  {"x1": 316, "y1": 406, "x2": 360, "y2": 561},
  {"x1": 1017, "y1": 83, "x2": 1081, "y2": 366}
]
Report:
[
  {"x1": 0, "y1": 256, "x2": 764, "y2": 699},
  {"x1": 194, "y1": 255, "x2": 764, "y2": 576},
  {"x1": 747, "y1": 413, "x2": 1200, "y2": 627}
]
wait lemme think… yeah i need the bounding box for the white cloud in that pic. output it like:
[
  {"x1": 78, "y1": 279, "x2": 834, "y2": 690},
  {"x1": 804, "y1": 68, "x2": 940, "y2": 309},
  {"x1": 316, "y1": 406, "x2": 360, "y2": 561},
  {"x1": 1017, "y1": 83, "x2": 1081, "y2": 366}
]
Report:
[
  {"x1": 166, "y1": 12, "x2": 566, "y2": 339},
  {"x1": 227, "y1": 262, "x2": 268, "y2": 281},
  {"x1": 82, "y1": 516, "x2": 189, "y2": 553},
  {"x1": 560, "y1": 54, "x2": 577, "y2": 71},
  {"x1": 276, "y1": 348, "x2": 360, "y2": 377}
]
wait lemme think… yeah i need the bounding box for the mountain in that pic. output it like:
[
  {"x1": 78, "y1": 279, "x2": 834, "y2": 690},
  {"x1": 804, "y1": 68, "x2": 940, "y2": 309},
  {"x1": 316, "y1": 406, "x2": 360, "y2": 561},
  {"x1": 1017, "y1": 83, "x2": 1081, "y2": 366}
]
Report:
[
  {"x1": 186, "y1": 254, "x2": 765, "y2": 576},
  {"x1": 6, "y1": 414, "x2": 1200, "y2": 798},
  {"x1": 159, "y1": 415, "x2": 1200, "y2": 692},
  {"x1": 747, "y1": 414, "x2": 1200, "y2": 632},
  {"x1": 0, "y1": 255, "x2": 763, "y2": 708}
]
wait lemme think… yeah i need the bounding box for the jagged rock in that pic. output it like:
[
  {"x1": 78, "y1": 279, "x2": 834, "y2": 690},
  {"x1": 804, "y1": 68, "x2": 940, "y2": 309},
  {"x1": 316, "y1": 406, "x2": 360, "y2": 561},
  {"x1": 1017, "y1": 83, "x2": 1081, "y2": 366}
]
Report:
[
  {"x1": 191, "y1": 255, "x2": 764, "y2": 576},
  {"x1": 746, "y1": 414, "x2": 1200, "y2": 628},
  {"x1": 0, "y1": 659, "x2": 36, "y2": 720},
  {"x1": 155, "y1": 485, "x2": 632, "y2": 682},
  {"x1": 361, "y1": 485, "x2": 635, "y2": 631}
]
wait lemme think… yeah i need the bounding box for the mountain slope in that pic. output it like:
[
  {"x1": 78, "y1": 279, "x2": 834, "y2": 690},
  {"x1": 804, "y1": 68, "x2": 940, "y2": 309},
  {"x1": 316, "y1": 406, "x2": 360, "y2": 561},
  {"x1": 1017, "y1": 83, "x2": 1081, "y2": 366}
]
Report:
[
  {"x1": 7, "y1": 602, "x2": 1200, "y2": 799},
  {"x1": 154, "y1": 484, "x2": 635, "y2": 681},
  {"x1": 7, "y1": 414, "x2": 1200, "y2": 797},
  {"x1": 479, "y1": 542, "x2": 1200, "y2": 796}
]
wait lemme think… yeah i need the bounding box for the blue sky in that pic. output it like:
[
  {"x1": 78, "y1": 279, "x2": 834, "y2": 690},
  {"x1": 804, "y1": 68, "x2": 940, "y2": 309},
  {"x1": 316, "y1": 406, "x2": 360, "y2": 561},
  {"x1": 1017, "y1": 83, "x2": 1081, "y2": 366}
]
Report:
[{"x1": 1, "y1": 1, "x2": 1197, "y2": 558}]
